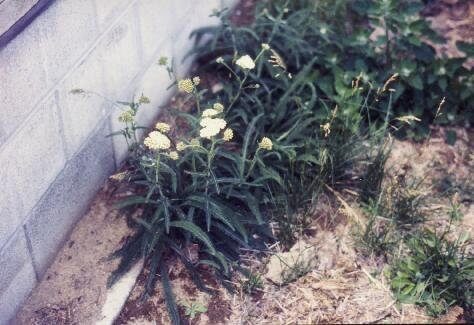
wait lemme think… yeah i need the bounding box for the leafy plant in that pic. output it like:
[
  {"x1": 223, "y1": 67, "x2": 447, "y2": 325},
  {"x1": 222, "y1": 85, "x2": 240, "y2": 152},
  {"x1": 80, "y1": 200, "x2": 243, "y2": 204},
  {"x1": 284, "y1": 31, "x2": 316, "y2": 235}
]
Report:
[
  {"x1": 389, "y1": 228, "x2": 473, "y2": 317},
  {"x1": 180, "y1": 300, "x2": 208, "y2": 320},
  {"x1": 107, "y1": 52, "x2": 281, "y2": 324}
]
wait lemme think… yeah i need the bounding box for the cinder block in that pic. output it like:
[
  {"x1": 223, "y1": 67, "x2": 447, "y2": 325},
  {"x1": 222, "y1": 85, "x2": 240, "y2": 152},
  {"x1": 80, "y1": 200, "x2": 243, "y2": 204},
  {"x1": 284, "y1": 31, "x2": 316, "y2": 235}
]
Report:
[
  {"x1": 0, "y1": 97, "x2": 66, "y2": 249},
  {"x1": 0, "y1": 229, "x2": 37, "y2": 325},
  {"x1": 134, "y1": 0, "x2": 178, "y2": 62},
  {"x1": 96, "y1": 7, "x2": 141, "y2": 99},
  {"x1": 37, "y1": 0, "x2": 100, "y2": 86},
  {"x1": 0, "y1": 0, "x2": 37, "y2": 35},
  {"x1": 221, "y1": 0, "x2": 239, "y2": 10},
  {"x1": 0, "y1": 24, "x2": 48, "y2": 146},
  {"x1": 58, "y1": 51, "x2": 109, "y2": 157},
  {"x1": 172, "y1": 0, "x2": 222, "y2": 78},
  {"x1": 24, "y1": 121, "x2": 115, "y2": 278},
  {"x1": 94, "y1": 0, "x2": 134, "y2": 31}
]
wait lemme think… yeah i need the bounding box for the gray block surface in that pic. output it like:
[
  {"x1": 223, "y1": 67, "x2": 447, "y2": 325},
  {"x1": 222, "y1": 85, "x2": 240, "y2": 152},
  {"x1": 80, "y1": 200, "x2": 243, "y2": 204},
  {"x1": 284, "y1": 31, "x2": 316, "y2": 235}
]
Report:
[
  {"x1": 24, "y1": 121, "x2": 115, "y2": 278},
  {"x1": 0, "y1": 96, "x2": 66, "y2": 249},
  {"x1": 0, "y1": 230, "x2": 37, "y2": 325}
]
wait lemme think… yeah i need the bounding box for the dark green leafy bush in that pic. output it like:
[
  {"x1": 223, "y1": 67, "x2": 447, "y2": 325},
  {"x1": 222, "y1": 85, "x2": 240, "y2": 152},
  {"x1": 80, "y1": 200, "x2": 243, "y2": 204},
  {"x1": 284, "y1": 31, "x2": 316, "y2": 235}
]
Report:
[{"x1": 192, "y1": 0, "x2": 473, "y2": 139}]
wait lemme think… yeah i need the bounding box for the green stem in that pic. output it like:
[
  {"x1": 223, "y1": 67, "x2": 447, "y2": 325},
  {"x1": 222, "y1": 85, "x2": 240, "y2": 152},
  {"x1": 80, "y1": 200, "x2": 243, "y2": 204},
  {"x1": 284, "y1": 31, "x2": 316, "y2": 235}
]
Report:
[
  {"x1": 194, "y1": 89, "x2": 201, "y2": 114},
  {"x1": 245, "y1": 148, "x2": 260, "y2": 180},
  {"x1": 155, "y1": 153, "x2": 161, "y2": 185},
  {"x1": 227, "y1": 73, "x2": 247, "y2": 112}
]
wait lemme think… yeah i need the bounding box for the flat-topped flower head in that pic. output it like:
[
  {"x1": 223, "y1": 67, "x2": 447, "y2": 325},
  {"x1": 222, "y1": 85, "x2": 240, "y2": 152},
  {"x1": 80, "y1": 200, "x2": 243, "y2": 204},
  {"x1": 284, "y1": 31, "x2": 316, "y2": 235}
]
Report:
[
  {"x1": 118, "y1": 110, "x2": 134, "y2": 123},
  {"x1": 169, "y1": 151, "x2": 179, "y2": 160},
  {"x1": 202, "y1": 108, "x2": 219, "y2": 118},
  {"x1": 216, "y1": 57, "x2": 224, "y2": 64},
  {"x1": 213, "y1": 103, "x2": 224, "y2": 112},
  {"x1": 199, "y1": 118, "x2": 227, "y2": 139},
  {"x1": 190, "y1": 138, "x2": 200, "y2": 146},
  {"x1": 155, "y1": 122, "x2": 171, "y2": 133},
  {"x1": 261, "y1": 43, "x2": 270, "y2": 50},
  {"x1": 200, "y1": 117, "x2": 226, "y2": 129},
  {"x1": 258, "y1": 137, "x2": 273, "y2": 150},
  {"x1": 178, "y1": 79, "x2": 194, "y2": 93},
  {"x1": 144, "y1": 131, "x2": 171, "y2": 150},
  {"x1": 223, "y1": 128, "x2": 234, "y2": 141},
  {"x1": 193, "y1": 76, "x2": 200, "y2": 86},
  {"x1": 176, "y1": 141, "x2": 186, "y2": 152},
  {"x1": 236, "y1": 55, "x2": 255, "y2": 70},
  {"x1": 139, "y1": 94, "x2": 150, "y2": 104}
]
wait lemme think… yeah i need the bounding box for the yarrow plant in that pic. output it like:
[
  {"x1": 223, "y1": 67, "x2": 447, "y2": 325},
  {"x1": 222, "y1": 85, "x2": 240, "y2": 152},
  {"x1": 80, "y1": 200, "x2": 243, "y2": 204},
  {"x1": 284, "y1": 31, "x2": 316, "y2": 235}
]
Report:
[{"x1": 107, "y1": 48, "x2": 281, "y2": 324}]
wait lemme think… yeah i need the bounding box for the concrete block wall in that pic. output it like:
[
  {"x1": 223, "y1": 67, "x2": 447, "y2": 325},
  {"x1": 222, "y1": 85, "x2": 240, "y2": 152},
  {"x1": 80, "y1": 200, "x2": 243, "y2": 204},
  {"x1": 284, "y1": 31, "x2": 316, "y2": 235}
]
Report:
[{"x1": 0, "y1": 0, "x2": 235, "y2": 323}]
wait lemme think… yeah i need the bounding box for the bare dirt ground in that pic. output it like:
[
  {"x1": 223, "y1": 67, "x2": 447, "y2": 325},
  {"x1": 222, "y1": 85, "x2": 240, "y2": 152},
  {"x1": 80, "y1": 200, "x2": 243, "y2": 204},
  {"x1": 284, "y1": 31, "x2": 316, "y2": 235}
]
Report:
[{"x1": 14, "y1": 184, "x2": 135, "y2": 325}]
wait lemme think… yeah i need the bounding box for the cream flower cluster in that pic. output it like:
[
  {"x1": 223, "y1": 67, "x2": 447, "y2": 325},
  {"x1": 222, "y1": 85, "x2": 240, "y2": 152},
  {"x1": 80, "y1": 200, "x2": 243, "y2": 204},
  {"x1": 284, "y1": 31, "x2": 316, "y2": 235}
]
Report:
[
  {"x1": 199, "y1": 117, "x2": 227, "y2": 139},
  {"x1": 236, "y1": 55, "x2": 255, "y2": 70},
  {"x1": 259, "y1": 137, "x2": 273, "y2": 150},
  {"x1": 213, "y1": 103, "x2": 224, "y2": 112},
  {"x1": 178, "y1": 79, "x2": 195, "y2": 93},
  {"x1": 169, "y1": 151, "x2": 179, "y2": 160},
  {"x1": 144, "y1": 131, "x2": 171, "y2": 150},
  {"x1": 176, "y1": 141, "x2": 186, "y2": 152},
  {"x1": 202, "y1": 108, "x2": 219, "y2": 118},
  {"x1": 155, "y1": 122, "x2": 171, "y2": 133},
  {"x1": 118, "y1": 110, "x2": 134, "y2": 123},
  {"x1": 223, "y1": 128, "x2": 234, "y2": 141}
]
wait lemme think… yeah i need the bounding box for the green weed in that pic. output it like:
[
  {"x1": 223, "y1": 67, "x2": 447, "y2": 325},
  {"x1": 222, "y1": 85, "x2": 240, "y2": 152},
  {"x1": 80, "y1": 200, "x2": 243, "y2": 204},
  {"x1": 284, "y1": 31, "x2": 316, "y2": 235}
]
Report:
[{"x1": 389, "y1": 228, "x2": 473, "y2": 317}]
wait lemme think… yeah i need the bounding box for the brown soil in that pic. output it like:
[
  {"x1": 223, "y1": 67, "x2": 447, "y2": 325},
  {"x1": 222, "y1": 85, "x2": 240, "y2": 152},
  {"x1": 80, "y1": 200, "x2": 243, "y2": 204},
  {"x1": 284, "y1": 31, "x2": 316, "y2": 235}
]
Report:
[
  {"x1": 14, "y1": 183, "x2": 135, "y2": 324},
  {"x1": 424, "y1": 0, "x2": 474, "y2": 68}
]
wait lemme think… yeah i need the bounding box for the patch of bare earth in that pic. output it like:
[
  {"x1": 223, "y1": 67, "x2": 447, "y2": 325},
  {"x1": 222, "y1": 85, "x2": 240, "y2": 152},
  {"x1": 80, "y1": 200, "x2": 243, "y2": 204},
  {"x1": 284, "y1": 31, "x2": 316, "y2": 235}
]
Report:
[
  {"x1": 423, "y1": 0, "x2": 474, "y2": 68},
  {"x1": 14, "y1": 183, "x2": 134, "y2": 324}
]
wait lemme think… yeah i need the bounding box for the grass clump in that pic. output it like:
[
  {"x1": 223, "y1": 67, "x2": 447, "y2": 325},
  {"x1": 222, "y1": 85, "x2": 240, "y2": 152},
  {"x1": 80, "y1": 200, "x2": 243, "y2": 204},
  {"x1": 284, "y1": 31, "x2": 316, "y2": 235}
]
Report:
[
  {"x1": 354, "y1": 207, "x2": 395, "y2": 258},
  {"x1": 383, "y1": 176, "x2": 427, "y2": 227},
  {"x1": 240, "y1": 270, "x2": 264, "y2": 295}
]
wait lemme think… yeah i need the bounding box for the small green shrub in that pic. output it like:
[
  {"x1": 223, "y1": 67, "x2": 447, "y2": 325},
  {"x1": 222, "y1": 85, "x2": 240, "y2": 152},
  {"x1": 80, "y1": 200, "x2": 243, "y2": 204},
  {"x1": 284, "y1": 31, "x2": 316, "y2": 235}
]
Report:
[
  {"x1": 180, "y1": 300, "x2": 208, "y2": 320},
  {"x1": 389, "y1": 229, "x2": 473, "y2": 317}
]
